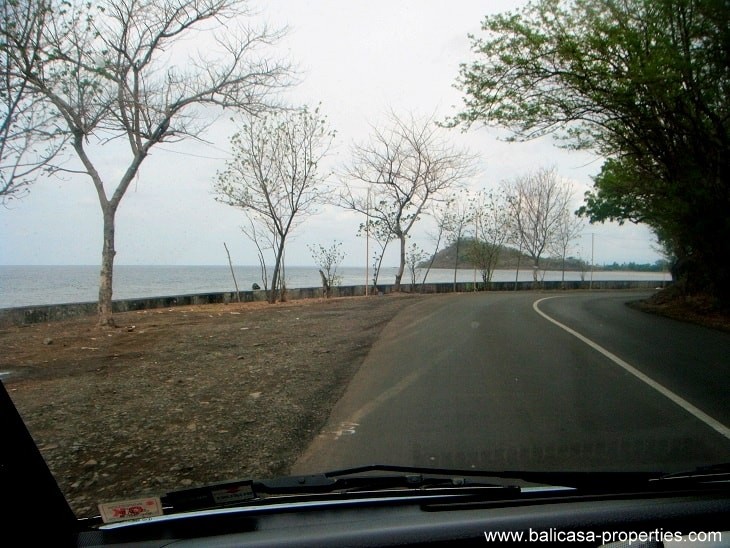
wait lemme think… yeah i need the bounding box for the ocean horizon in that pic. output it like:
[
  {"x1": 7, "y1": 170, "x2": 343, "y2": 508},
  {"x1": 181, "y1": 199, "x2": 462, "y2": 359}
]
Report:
[{"x1": 0, "y1": 264, "x2": 669, "y2": 309}]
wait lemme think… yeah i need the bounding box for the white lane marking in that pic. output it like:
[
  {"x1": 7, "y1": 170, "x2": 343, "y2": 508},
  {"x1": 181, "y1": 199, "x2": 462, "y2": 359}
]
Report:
[
  {"x1": 324, "y1": 422, "x2": 359, "y2": 439},
  {"x1": 533, "y1": 296, "x2": 730, "y2": 441}
]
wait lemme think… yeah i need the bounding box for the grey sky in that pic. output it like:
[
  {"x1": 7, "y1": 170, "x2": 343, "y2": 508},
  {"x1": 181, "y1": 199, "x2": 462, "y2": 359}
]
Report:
[{"x1": 0, "y1": 0, "x2": 662, "y2": 268}]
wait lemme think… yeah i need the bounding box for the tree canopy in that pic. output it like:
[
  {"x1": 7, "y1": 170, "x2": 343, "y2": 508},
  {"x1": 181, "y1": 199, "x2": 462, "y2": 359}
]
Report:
[
  {"x1": 2, "y1": 0, "x2": 290, "y2": 324},
  {"x1": 452, "y1": 0, "x2": 729, "y2": 306},
  {"x1": 0, "y1": 0, "x2": 65, "y2": 203}
]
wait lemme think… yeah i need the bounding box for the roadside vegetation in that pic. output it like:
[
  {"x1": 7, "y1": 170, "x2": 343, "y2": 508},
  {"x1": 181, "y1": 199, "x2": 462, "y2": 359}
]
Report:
[{"x1": 451, "y1": 0, "x2": 728, "y2": 310}]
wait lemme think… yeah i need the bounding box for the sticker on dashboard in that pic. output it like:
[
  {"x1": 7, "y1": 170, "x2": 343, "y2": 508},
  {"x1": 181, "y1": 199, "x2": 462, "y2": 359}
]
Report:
[{"x1": 98, "y1": 496, "x2": 163, "y2": 524}]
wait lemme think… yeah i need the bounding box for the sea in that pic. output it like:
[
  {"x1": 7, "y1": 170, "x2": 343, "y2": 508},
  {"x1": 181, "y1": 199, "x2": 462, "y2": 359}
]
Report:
[{"x1": 0, "y1": 265, "x2": 669, "y2": 309}]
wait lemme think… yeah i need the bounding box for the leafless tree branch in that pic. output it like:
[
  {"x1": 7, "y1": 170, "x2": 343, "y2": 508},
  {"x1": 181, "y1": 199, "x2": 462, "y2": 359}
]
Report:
[
  {"x1": 340, "y1": 112, "x2": 476, "y2": 290},
  {"x1": 2, "y1": 0, "x2": 293, "y2": 324},
  {"x1": 214, "y1": 106, "x2": 334, "y2": 303}
]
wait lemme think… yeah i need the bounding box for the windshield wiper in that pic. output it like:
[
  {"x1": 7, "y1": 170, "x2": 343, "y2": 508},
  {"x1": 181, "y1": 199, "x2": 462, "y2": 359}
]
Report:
[
  {"x1": 152, "y1": 463, "x2": 728, "y2": 517},
  {"x1": 651, "y1": 463, "x2": 730, "y2": 486},
  {"x1": 162, "y1": 464, "x2": 523, "y2": 513}
]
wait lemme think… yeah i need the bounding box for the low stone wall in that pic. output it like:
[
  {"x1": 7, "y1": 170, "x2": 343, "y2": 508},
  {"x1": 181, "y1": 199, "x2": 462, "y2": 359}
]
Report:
[{"x1": 0, "y1": 280, "x2": 665, "y2": 327}]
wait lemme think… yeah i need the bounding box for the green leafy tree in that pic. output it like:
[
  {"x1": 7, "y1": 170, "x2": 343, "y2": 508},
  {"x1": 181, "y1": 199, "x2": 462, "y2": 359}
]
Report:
[{"x1": 452, "y1": 0, "x2": 730, "y2": 306}]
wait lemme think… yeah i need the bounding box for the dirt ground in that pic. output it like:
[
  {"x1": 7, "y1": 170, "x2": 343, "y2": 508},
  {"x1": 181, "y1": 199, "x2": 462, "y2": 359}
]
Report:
[
  {"x1": 630, "y1": 287, "x2": 730, "y2": 333},
  {"x1": 1, "y1": 293, "x2": 424, "y2": 518}
]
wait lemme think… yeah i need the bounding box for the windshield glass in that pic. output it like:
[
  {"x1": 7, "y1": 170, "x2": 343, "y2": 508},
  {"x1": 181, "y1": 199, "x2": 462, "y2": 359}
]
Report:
[{"x1": 1, "y1": 0, "x2": 728, "y2": 522}]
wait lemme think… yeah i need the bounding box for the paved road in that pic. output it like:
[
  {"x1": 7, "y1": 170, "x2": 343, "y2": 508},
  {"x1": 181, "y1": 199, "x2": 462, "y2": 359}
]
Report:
[{"x1": 292, "y1": 291, "x2": 730, "y2": 475}]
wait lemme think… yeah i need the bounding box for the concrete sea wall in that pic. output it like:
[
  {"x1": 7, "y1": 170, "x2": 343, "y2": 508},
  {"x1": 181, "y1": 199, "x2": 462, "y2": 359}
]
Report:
[{"x1": 0, "y1": 280, "x2": 665, "y2": 327}]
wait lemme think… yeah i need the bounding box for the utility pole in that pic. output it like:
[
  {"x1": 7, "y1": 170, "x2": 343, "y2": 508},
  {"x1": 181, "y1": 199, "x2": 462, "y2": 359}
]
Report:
[
  {"x1": 365, "y1": 188, "x2": 370, "y2": 296},
  {"x1": 589, "y1": 233, "x2": 595, "y2": 290},
  {"x1": 514, "y1": 239, "x2": 523, "y2": 291},
  {"x1": 473, "y1": 213, "x2": 478, "y2": 291}
]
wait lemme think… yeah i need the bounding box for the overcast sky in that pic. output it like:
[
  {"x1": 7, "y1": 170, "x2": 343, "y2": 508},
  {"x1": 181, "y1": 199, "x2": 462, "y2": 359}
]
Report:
[{"x1": 0, "y1": 0, "x2": 663, "y2": 268}]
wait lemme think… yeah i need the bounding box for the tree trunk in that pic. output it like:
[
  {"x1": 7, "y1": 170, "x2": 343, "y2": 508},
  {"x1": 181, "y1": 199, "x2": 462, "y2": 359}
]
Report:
[
  {"x1": 270, "y1": 243, "x2": 284, "y2": 304},
  {"x1": 372, "y1": 243, "x2": 389, "y2": 292},
  {"x1": 98, "y1": 206, "x2": 117, "y2": 327},
  {"x1": 224, "y1": 242, "x2": 241, "y2": 302},
  {"x1": 319, "y1": 269, "x2": 330, "y2": 298},
  {"x1": 421, "y1": 230, "x2": 442, "y2": 291},
  {"x1": 394, "y1": 234, "x2": 406, "y2": 291}
]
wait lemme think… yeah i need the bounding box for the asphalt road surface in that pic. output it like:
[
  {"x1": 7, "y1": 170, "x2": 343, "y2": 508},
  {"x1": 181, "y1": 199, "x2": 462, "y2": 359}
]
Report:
[{"x1": 293, "y1": 290, "x2": 730, "y2": 474}]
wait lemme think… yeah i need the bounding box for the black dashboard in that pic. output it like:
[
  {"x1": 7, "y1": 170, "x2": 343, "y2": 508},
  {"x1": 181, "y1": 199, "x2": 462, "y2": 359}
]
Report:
[{"x1": 74, "y1": 489, "x2": 730, "y2": 547}]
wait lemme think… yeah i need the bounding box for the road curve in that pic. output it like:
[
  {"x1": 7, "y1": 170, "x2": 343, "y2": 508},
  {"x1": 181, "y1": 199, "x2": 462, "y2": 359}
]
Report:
[{"x1": 292, "y1": 290, "x2": 730, "y2": 475}]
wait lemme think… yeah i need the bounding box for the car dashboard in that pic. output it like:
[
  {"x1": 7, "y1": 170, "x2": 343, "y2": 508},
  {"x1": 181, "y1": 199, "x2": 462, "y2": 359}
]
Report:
[{"x1": 76, "y1": 489, "x2": 729, "y2": 546}]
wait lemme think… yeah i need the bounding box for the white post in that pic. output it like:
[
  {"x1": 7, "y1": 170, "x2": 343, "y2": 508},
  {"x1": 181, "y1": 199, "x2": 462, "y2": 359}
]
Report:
[
  {"x1": 514, "y1": 240, "x2": 522, "y2": 291},
  {"x1": 365, "y1": 188, "x2": 370, "y2": 296},
  {"x1": 589, "y1": 233, "x2": 595, "y2": 290}
]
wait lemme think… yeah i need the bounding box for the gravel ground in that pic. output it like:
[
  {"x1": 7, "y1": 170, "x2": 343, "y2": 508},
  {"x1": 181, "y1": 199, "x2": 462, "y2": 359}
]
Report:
[{"x1": 1, "y1": 293, "x2": 424, "y2": 518}]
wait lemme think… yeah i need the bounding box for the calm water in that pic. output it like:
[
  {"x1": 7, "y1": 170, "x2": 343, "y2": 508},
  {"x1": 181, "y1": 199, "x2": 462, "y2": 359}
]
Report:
[{"x1": 0, "y1": 265, "x2": 669, "y2": 308}]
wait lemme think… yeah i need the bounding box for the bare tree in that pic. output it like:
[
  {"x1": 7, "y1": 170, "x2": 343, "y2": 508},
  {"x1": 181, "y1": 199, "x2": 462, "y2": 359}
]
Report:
[
  {"x1": 359, "y1": 218, "x2": 393, "y2": 291},
  {"x1": 214, "y1": 106, "x2": 334, "y2": 303},
  {"x1": 341, "y1": 112, "x2": 474, "y2": 291},
  {"x1": 309, "y1": 240, "x2": 345, "y2": 298},
  {"x1": 441, "y1": 191, "x2": 473, "y2": 292},
  {"x1": 504, "y1": 167, "x2": 573, "y2": 284},
  {"x1": 2, "y1": 0, "x2": 291, "y2": 325},
  {"x1": 467, "y1": 190, "x2": 512, "y2": 285},
  {"x1": 0, "y1": 0, "x2": 66, "y2": 203},
  {"x1": 240, "y1": 217, "x2": 269, "y2": 293},
  {"x1": 549, "y1": 209, "x2": 584, "y2": 287},
  {"x1": 420, "y1": 201, "x2": 449, "y2": 287},
  {"x1": 405, "y1": 242, "x2": 426, "y2": 291}
]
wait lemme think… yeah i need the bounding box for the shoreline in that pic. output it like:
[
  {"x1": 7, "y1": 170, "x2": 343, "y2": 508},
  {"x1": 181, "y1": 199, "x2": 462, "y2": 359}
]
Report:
[
  {"x1": 0, "y1": 265, "x2": 670, "y2": 309},
  {"x1": 0, "y1": 280, "x2": 665, "y2": 327}
]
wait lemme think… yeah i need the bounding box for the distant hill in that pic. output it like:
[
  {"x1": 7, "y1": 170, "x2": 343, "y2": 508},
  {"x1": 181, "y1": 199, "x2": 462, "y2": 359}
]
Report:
[
  {"x1": 420, "y1": 238, "x2": 668, "y2": 272},
  {"x1": 420, "y1": 238, "x2": 587, "y2": 271}
]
